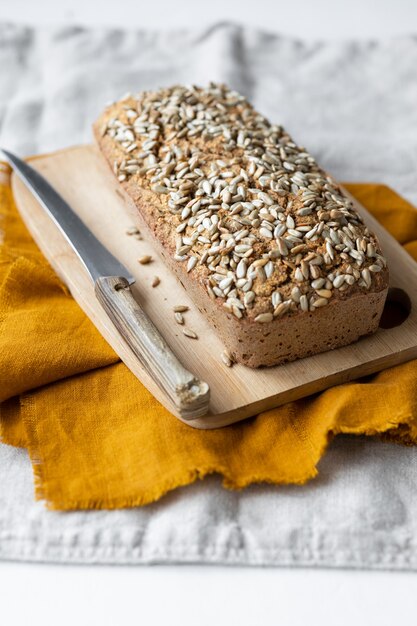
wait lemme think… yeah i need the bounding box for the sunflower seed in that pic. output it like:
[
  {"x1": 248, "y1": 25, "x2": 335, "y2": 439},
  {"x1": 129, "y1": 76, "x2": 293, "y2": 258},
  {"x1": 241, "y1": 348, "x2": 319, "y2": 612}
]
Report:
[
  {"x1": 183, "y1": 328, "x2": 198, "y2": 339},
  {"x1": 311, "y1": 278, "x2": 325, "y2": 289},
  {"x1": 313, "y1": 298, "x2": 328, "y2": 307},
  {"x1": 361, "y1": 268, "x2": 371, "y2": 288},
  {"x1": 291, "y1": 286, "x2": 301, "y2": 303},
  {"x1": 294, "y1": 267, "x2": 304, "y2": 282},
  {"x1": 244, "y1": 291, "x2": 255, "y2": 306},
  {"x1": 187, "y1": 256, "x2": 197, "y2": 272},
  {"x1": 274, "y1": 302, "x2": 290, "y2": 317},
  {"x1": 219, "y1": 276, "x2": 234, "y2": 290},
  {"x1": 236, "y1": 259, "x2": 247, "y2": 279},
  {"x1": 255, "y1": 312, "x2": 273, "y2": 323},
  {"x1": 138, "y1": 255, "x2": 152, "y2": 264},
  {"x1": 271, "y1": 290, "x2": 282, "y2": 307},
  {"x1": 367, "y1": 243, "x2": 376, "y2": 258},
  {"x1": 260, "y1": 227, "x2": 273, "y2": 239},
  {"x1": 333, "y1": 275, "x2": 345, "y2": 288},
  {"x1": 315, "y1": 289, "x2": 332, "y2": 298},
  {"x1": 174, "y1": 312, "x2": 184, "y2": 324},
  {"x1": 221, "y1": 350, "x2": 233, "y2": 367}
]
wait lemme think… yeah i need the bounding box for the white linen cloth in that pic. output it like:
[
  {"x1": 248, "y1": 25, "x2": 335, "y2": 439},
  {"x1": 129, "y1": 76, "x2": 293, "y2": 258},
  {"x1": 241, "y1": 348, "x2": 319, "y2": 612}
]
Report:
[{"x1": 1, "y1": 22, "x2": 417, "y2": 568}]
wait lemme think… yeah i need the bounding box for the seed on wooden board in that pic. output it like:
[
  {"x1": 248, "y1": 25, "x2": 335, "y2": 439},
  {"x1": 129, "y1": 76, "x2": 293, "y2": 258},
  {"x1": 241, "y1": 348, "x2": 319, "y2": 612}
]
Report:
[
  {"x1": 151, "y1": 276, "x2": 160, "y2": 288},
  {"x1": 183, "y1": 328, "x2": 198, "y2": 339},
  {"x1": 221, "y1": 350, "x2": 233, "y2": 367},
  {"x1": 173, "y1": 305, "x2": 189, "y2": 313},
  {"x1": 138, "y1": 255, "x2": 152, "y2": 264},
  {"x1": 174, "y1": 312, "x2": 184, "y2": 325}
]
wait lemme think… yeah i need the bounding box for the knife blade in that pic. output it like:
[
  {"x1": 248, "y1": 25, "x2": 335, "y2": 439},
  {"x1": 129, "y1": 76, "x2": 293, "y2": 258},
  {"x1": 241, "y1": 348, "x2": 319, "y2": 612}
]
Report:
[
  {"x1": 3, "y1": 148, "x2": 210, "y2": 420},
  {"x1": 2, "y1": 148, "x2": 135, "y2": 285}
]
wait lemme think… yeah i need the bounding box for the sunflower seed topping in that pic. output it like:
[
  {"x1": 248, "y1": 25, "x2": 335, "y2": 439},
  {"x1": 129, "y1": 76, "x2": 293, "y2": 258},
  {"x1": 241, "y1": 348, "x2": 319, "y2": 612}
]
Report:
[
  {"x1": 104, "y1": 83, "x2": 386, "y2": 322},
  {"x1": 255, "y1": 312, "x2": 273, "y2": 323},
  {"x1": 313, "y1": 298, "x2": 328, "y2": 308}
]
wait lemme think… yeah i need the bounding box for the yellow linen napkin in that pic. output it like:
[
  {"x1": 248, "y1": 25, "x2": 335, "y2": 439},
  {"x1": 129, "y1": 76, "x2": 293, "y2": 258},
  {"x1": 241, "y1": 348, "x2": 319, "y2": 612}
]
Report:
[{"x1": 1, "y1": 163, "x2": 417, "y2": 510}]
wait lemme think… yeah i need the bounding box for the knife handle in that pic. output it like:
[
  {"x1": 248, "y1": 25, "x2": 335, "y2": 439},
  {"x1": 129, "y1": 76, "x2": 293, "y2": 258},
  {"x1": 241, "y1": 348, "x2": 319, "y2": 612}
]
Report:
[{"x1": 95, "y1": 276, "x2": 210, "y2": 420}]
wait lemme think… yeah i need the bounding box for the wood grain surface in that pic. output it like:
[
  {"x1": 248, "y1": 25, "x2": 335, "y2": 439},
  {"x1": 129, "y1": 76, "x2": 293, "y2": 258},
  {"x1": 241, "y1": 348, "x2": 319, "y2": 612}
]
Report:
[{"x1": 10, "y1": 145, "x2": 417, "y2": 428}]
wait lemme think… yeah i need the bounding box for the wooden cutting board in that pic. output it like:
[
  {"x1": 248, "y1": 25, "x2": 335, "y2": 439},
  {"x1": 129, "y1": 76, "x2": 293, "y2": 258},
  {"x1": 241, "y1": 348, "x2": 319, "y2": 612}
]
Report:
[{"x1": 11, "y1": 145, "x2": 417, "y2": 429}]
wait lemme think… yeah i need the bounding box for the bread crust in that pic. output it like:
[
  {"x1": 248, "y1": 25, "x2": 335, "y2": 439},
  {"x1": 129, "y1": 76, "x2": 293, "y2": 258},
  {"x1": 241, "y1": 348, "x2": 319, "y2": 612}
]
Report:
[{"x1": 93, "y1": 86, "x2": 388, "y2": 367}]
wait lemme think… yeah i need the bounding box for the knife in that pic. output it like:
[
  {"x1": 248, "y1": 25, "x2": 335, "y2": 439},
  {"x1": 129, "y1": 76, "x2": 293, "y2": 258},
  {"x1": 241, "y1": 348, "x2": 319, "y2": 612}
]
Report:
[{"x1": 2, "y1": 148, "x2": 210, "y2": 420}]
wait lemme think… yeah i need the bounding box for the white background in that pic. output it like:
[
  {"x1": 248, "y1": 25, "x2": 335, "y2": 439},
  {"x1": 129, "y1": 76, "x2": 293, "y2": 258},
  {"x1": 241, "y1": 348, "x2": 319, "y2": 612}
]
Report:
[
  {"x1": 2, "y1": 0, "x2": 417, "y2": 39},
  {"x1": 1, "y1": 1, "x2": 417, "y2": 625}
]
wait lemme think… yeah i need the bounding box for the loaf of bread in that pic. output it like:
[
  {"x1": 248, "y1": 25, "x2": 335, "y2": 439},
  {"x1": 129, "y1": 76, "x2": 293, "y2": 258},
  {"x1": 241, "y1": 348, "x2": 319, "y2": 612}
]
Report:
[{"x1": 94, "y1": 84, "x2": 389, "y2": 367}]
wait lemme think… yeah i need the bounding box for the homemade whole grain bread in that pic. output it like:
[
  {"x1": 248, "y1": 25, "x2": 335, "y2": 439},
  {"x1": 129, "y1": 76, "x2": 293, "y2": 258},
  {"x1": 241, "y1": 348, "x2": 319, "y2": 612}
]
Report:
[{"x1": 94, "y1": 83, "x2": 389, "y2": 367}]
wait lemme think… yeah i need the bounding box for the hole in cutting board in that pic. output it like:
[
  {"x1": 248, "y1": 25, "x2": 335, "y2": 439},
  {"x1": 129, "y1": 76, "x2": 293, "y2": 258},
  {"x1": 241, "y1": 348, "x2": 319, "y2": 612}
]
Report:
[{"x1": 379, "y1": 287, "x2": 411, "y2": 329}]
